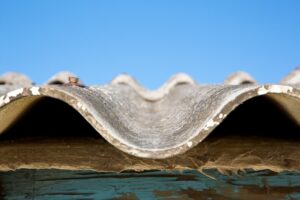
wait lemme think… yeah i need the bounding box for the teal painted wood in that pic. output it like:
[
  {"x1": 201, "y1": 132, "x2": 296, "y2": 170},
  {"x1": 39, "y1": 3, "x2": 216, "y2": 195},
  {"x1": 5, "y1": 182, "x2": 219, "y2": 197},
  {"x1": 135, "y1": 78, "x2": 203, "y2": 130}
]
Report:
[{"x1": 0, "y1": 169, "x2": 300, "y2": 200}]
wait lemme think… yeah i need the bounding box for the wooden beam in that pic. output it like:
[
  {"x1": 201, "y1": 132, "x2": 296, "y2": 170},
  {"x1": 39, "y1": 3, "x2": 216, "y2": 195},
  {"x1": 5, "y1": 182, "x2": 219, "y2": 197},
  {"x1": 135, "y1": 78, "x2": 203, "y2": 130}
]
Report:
[{"x1": 0, "y1": 169, "x2": 300, "y2": 199}]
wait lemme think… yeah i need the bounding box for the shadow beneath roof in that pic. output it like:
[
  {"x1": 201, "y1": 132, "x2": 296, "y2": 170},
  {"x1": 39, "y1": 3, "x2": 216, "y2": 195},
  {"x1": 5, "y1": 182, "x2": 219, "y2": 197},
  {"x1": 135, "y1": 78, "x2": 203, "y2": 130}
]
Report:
[
  {"x1": 169, "y1": 95, "x2": 300, "y2": 173},
  {"x1": 1, "y1": 94, "x2": 299, "y2": 147},
  {"x1": 0, "y1": 97, "x2": 103, "y2": 141},
  {"x1": 0, "y1": 95, "x2": 299, "y2": 172},
  {"x1": 207, "y1": 95, "x2": 300, "y2": 140}
]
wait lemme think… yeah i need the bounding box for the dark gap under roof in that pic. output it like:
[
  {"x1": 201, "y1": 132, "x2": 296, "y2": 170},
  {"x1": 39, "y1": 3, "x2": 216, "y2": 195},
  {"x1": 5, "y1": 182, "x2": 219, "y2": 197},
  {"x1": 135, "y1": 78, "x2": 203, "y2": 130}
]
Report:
[
  {"x1": 209, "y1": 95, "x2": 300, "y2": 139},
  {"x1": 1, "y1": 97, "x2": 102, "y2": 140}
]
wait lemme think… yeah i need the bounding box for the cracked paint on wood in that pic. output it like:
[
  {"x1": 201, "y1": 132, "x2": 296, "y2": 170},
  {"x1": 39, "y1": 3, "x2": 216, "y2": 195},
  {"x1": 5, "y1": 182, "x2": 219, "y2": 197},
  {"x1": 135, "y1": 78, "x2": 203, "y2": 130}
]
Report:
[{"x1": 0, "y1": 169, "x2": 300, "y2": 199}]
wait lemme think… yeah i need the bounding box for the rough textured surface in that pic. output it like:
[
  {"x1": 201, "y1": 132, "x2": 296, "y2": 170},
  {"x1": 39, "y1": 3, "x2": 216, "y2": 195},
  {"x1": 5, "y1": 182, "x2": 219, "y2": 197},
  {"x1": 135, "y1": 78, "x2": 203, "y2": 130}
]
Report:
[
  {"x1": 0, "y1": 135, "x2": 300, "y2": 173},
  {"x1": 0, "y1": 70, "x2": 300, "y2": 162},
  {"x1": 1, "y1": 169, "x2": 300, "y2": 200}
]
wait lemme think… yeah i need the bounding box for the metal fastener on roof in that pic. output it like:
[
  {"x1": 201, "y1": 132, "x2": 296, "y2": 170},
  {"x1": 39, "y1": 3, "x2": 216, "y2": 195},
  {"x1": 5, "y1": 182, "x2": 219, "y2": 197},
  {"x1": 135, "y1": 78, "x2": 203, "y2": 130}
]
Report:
[{"x1": 68, "y1": 76, "x2": 79, "y2": 86}]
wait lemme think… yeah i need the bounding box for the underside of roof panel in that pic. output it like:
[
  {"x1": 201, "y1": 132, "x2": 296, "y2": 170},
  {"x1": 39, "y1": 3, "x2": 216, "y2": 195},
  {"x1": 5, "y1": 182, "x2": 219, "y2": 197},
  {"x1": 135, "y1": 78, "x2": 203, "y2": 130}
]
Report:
[{"x1": 0, "y1": 70, "x2": 300, "y2": 172}]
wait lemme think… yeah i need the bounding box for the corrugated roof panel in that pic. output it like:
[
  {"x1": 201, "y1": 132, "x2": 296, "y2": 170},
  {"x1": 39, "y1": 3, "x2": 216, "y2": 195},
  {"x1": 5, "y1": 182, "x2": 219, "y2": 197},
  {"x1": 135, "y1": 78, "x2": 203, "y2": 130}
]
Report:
[{"x1": 0, "y1": 70, "x2": 299, "y2": 160}]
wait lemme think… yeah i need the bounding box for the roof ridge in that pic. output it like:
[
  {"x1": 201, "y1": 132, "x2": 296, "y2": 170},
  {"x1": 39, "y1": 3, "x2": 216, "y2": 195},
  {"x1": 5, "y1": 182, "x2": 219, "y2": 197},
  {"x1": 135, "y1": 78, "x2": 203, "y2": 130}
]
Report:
[
  {"x1": 224, "y1": 71, "x2": 256, "y2": 85},
  {"x1": 111, "y1": 73, "x2": 195, "y2": 101},
  {"x1": 281, "y1": 67, "x2": 300, "y2": 85},
  {"x1": 1, "y1": 69, "x2": 300, "y2": 88}
]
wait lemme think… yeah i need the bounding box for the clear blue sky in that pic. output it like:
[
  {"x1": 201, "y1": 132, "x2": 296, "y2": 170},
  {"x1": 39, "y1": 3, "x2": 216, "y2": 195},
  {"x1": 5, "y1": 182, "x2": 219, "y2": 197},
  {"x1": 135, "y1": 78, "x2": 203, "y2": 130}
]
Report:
[{"x1": 0, "y1": 0, "x2": 299, "y2": 88}]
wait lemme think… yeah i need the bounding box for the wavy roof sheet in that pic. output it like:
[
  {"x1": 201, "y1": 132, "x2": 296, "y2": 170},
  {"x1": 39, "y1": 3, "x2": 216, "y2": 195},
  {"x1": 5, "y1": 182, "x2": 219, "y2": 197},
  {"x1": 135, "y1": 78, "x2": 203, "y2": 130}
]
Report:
[{"x1": 0, "y1": 70, "x2": 300, "y2": 164}]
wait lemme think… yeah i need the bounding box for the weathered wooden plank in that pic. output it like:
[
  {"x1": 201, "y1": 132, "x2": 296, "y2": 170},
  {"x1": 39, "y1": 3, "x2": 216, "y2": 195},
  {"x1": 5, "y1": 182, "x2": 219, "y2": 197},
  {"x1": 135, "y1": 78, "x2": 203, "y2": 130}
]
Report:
[{"x1": 0, "y1": 169, "x2": 300, "y2": 199}]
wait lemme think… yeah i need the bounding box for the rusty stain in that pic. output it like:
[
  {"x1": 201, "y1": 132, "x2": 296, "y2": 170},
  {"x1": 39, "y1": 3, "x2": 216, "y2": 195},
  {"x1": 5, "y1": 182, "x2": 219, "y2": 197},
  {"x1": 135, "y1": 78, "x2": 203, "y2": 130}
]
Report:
[
  {"x1": 68, "y1": 76, "x2": 79, "y2": 86},
  {"x1": 58, "y1": 76, "x2": 85, "y2": 87}
]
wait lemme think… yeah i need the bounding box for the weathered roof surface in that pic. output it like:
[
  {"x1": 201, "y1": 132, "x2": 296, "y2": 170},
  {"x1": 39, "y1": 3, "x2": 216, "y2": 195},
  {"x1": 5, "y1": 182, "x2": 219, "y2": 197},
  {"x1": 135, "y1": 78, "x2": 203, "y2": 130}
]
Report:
[{"x1": 0, "y1": 70, "x2": 300, "y2": 161}]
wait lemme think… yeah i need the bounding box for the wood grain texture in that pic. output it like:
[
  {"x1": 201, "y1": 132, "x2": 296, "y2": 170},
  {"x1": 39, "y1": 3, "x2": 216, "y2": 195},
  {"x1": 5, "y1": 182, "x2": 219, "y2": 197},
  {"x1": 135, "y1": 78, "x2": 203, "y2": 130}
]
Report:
[{"x1": 0, "y1": 169, "x2": 300, "y2": 200}]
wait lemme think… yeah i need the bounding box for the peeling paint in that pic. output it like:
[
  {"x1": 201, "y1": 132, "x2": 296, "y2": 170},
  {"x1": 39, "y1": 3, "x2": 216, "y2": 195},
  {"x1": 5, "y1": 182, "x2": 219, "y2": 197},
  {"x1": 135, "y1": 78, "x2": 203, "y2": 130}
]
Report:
[
  {"x1": 0, "y1": 95, "x2": 5, "y2": 106},
  {"x1": 30, "y1": 87, "x2": 40, "y2": 95},
  {"x1": 269, "y1": 85, "x2": 293, "y2": 94},
  {"x1": 1, "y1": 169, "x2": 300, "y2": 200},
  {"x1": 7, "y1": 88, "x2": 24, "y2": 98},
  {"x1": 258, "y1": 85, "x2": 294, "y2": 96},
  {"x1": 76, "y1": 101, "x2": 87, "y2": 111},
  {"x1": 0, "y1": 88, "x2": 24, "y2": 105},
  {"x1": 204, "y1": 119, "x2": 220, "y2": 130},
  {"x1": 257, "y1": 87, "x2": 268, "y2": 95},
  {"x1": 3, "y1": 96, "x2": 10, "y2": 104}
]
